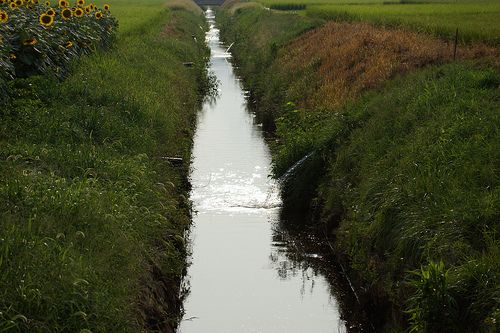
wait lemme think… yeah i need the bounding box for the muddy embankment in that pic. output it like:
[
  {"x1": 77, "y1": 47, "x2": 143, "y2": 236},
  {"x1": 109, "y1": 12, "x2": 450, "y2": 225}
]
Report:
[{"x1": 218, "y1": 4, "x2": 500, "y2": 332}]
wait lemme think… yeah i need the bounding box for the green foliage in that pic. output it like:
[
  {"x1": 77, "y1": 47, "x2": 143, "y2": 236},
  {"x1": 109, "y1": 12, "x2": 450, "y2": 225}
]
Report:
[
  {"x1": 0, "y1": 2, "x2": 208, "y2": 331},
  {"x1": 407, "y1": 261, "x2": 456, "y2": 332}
]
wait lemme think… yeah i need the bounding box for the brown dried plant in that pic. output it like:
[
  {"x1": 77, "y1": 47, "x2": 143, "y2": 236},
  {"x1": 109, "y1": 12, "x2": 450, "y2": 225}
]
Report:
[{"x1": 276, "y1": 21, "x2": 500, "y2": 111}]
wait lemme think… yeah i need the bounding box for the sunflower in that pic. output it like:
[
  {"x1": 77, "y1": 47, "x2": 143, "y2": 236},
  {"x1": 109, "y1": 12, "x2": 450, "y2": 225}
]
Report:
[
  {"x1": 73, "y1": 7, "x2": 83, "y2": 17},
  {"x1": 23, "y1": 38, "x2": 37, "y2": 46},
  {"x1": 58, "y1": 0, "x2": 68, "y2": 8},
  {"x1": 46, "y1": 8, "x2": 55, "y2": 15},
  {"x1": 64, "y1": 41, "x2": 73, "y2": 48},
  {"x1": 94, "y1": 10, "x2": 102, "y2": 19},
  {"x1": 9, "y1": 2, "x2": 16, "y2": 9},
  {"x1": 103, "y1": 4, "x2": 109, "y2": 11},
  {"x1": 84, "y1": 5, "x2": 90, "y2": 13},
  {"x1": 45, "y1": 1, "x2": 50, "y2": 5},
  {"x1": 61, "y1": 7, "x2": 71, "y2": 19},
  {"x1": 15, "y1": 0, "x2": 22, "y2": 7},
  {"x1": 0, "y1": 11, "x2": 7, "y2": 23},
  {"x1": 31, "y1": 0, "x2": 39, "y2": 4},
  {"x1": 9, "y1": 53, "x2": 16, "y2": 60},
  {"x1": 76, "y1": 0, "x2": 84, "y2": 6},
  {"x1": 39, "y1": 12, "x2": 54, "y2": 27}
]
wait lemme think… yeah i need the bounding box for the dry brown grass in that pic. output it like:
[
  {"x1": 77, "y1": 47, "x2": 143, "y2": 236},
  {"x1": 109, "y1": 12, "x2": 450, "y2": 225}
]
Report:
[{"x1": 277, "y1": 21, "x2": 500, "y2": 110}]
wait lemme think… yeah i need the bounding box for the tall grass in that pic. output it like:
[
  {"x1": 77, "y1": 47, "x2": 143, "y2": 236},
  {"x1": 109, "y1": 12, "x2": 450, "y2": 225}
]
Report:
[{"x1": 0, "y1": 1, "x2": 209, "y2": 331}]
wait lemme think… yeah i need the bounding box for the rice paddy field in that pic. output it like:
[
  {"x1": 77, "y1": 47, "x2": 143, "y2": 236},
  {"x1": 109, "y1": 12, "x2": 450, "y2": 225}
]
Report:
[
  {"x1": 258, "y1": 0, "x2": 500, "y2": 44},
  {"x1": 0, "y1": 0, "x2": 209, "y2": 331}
]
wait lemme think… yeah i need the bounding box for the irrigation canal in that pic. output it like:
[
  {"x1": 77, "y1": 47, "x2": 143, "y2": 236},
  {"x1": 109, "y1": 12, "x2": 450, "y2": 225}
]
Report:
[{"x1": 178, "y1": 9, "x2": 349, "y2": 333}]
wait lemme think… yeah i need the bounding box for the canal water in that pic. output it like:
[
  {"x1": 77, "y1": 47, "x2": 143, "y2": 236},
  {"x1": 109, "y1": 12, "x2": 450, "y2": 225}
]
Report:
[{"x1": 178, "y1": 9, "x2": 347, "y2": 333}]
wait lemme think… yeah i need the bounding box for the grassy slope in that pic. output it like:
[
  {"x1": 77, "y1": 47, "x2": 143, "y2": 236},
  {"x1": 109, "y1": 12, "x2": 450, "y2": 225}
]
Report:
[
  {"x1": 219, "y1": 5, "x2": 499, "y2": 332},
  {"x1": 0, "y1": 1, "x2": 208, "y2": 332}
]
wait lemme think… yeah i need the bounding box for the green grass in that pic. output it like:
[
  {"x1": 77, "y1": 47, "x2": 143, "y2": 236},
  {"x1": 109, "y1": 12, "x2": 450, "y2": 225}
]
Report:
[
  {"x1": 253, "y1": 0, "x2": 500, "y2": 43},
  {"x1": 307, "y1": 2, "x2": 500, "y2": 43},
  {"x1": 0, "y1": 1, "x2": 208, "y2": 332}
]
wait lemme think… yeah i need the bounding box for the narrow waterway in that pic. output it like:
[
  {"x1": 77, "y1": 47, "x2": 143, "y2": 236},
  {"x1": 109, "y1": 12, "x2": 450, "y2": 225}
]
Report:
[{"x1": 178, "y1": 9, "x2": 347, "y2": 333}]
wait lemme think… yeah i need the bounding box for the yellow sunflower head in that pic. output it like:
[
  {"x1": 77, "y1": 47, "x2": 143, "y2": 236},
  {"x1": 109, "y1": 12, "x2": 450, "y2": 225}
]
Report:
[
  {"x1": 76, "y1": 0, "x2": 84, "y2": 6},
  {"x1": 10, "y1": 53, "x2": 16, "y2": 60},
  {"x1": 0, "y1": 10, "x2": 9, "y2": 23},
  {"x1": 64, "y1": 41, "x2": 73, "y2": 48},
  {"x1": 73, "y1": 7, "x2": 83, "y2": 17},
  {"x1": 0, "y1": 11, "x2": 8, "y2": 23},
  {"x1": 23, "y1": 38, "x2": 37, "y2": 46},
  {"x1": 45, "y1": 1, "x2": 50, "y2": 5},
  {"x1": 39, "y1": 12, "x2": 54, "y2": 27},
  {"x1": 103, "y1": 4, "x2": 109, "y2": 11},
  {"x1": 94, "y1": 11, "x2": 102, "y2": 19},
  {"x1": 58, "y1": 0, "x2": 68, "y2": 8},
  {"x1": 15, "y1": 0, "x2": 22, "y2": 7},
  {"x1": 9, "y1": 2, "x2": 16, "y2": 9},
  {"x1": 61, "y1": 7, "x2": 72, "y2": 19},
  {"x1": 84, "y1": 5, "x2": 90, "y2": 13},
  {"x1": 31, "y1": 0, "x2": 38, "y2": 4},
  {"x1": 46, "y1": 8, "x2": 55, "y2": 16}
]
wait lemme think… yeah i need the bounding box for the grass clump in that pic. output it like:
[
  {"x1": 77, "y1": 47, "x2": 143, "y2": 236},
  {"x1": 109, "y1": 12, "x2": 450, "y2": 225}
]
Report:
[{"x1": 0, "y1": 0, "x2": 209, "y2": 331}]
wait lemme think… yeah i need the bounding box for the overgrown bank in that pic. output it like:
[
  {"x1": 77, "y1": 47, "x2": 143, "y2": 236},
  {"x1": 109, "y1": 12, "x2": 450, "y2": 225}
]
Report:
[
  {"x1": 219, "y1": 4, "x2": 499, "y2": 332},
  {"x1": 0, "y1": 1, "x2": 209, "y2": 332}
]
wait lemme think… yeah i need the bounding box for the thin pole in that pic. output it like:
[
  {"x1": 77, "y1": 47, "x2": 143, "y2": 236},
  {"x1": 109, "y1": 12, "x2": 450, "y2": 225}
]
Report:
[{"x1": 453, "y1": 28, "x2": 458, "y2": 61}]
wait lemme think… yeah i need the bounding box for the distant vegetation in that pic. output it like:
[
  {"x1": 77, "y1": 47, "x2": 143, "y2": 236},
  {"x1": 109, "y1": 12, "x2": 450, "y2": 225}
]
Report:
[
  {"x1": 219, "y1": 4, "x2": 499, "y2": 332},
  {"x1": 0, "y1": 0, "x2": 208, "y2": 331},
  {"x1": 257, "y1": 0, "x2": 500, "y2": 44}
]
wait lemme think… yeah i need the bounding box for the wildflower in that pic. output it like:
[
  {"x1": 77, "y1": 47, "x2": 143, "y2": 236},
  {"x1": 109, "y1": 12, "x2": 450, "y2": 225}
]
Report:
[
  {"x1": 73, "y1": 7, "x2": 83, "y2": 17},
  {"x1": 64, "y1": 41, "x2": 73, "y2": 48},
  {"x1": 103, "y1": 4, "x2": 109, "y2": 11},
  {"x1": 61, "y1": 7, "x2": 71, "y2": 19},
  {"x1": 94, "y1": 11, "x2": 102, "y2": 19},
  {"x1": 39, "y1": 12, "x2": 54, "y2": 27},
  {"x1": 58, "y1": 0, "x2": 68, "y2": 8},
  {"x1": 0, "y1": 10, "x2": 8, "y2": 24},
  {"x1": 23, "y1": 38, "x2": 37, "y2": 46}
]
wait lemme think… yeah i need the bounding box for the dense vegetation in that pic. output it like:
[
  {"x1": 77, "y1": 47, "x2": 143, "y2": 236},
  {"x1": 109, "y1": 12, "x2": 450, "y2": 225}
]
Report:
[
  {"x1": 0, "y1": 0, "x2": 209, "y2": 331},
  {"x1": 219, "y1": 4, "x2": 499, "y2": 332}
]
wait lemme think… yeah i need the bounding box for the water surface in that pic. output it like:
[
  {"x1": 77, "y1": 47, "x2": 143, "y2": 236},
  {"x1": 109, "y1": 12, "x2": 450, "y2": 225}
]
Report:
[{"x1": 178, "y1": 9, "x2": 347, "y2": 333}]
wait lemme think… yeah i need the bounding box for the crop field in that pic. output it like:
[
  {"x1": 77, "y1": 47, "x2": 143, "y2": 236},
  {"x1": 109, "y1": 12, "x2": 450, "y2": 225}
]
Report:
[{"x1": 258, "y1": 0, "x2": 500, "y2": 43}]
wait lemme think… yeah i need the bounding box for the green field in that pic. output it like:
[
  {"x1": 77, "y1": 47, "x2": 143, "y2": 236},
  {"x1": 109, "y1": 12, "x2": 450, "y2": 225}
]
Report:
[
  {"x1": 257, "y1": 0, "x2": 500, "y2": 43},
  {"x1": 0, "y1": 0, "x2": 208, "y2": 331}
]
